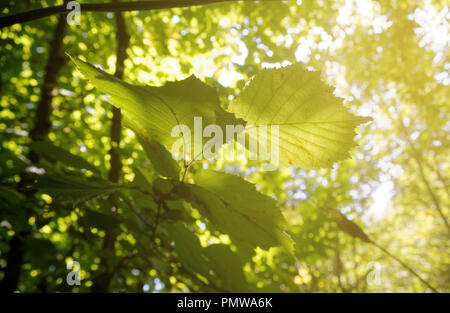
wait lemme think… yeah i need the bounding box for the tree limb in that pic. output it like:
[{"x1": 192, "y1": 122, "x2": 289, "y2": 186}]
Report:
[{"x1": 0, "y1": 0, "x2": 285, "y2": 28}]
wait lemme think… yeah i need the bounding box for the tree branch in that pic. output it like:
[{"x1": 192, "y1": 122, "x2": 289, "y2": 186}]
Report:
[{"x1": 0, "y1": 0, "x2": 285, "y2": 28}]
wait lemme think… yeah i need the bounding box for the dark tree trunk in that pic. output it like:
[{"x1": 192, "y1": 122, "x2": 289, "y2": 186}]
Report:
[
  {"x1": 0, "y1": 11, "x2": 67, "y2": 293},
  {"x1": 91, "y1": 2, "x2": 129, "y2": 293}
]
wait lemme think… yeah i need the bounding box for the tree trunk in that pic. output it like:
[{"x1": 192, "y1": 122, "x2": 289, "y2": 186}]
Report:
[
  {"x1": 0, "y1": 11, "x2": 67, "y2": 292},
  {"x1": 91, "y1": 3, "x2": 129, "y2": 293}
]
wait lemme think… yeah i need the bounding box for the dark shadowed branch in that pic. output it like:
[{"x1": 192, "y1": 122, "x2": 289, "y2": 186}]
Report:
[{"x1": 0, "y1": 0, "x2": 286, "y2": 28}]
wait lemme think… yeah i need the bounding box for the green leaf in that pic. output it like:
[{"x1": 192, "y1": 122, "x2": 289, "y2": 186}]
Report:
[
  {"x1": 165, "y1": 222, "x2": 212, "y2": 281},
  {"x1": 132, "y1": 166, "x2": 153, "y2": 191},
  {"x1": 328, "y1": 208, "x2": 371, "y2": 243},
  {"x1": 84, "y1": 209, "x2": 118, "y2": 232},
  {"x1": 152, "y1": 177, "x2": 176, "y2": 199},
  {"x1": 163, "y1": 200, "x2": 195, "y2": 223},
  {"x1": 174, "y1": 170, "x2": 293, "y2": 256},
  {"x1": 0, "y1": 186, "x2": 29, "y2": 231},
  {"x1": 36, "y1": 172, "x2": 119, "y2": 203},
  {"x1": 230, "y1": 63, "x2": 372, "y2": 168},
  {"x1": 138, "y1": 135, "x2": 180, "y2": 179},
  {"x1": 30, "y1": 141, "x2": 99, "y2": 173},
  {"x1": 165, "y1": 223, "x2": 247, "y2": 291},
  {"x1": 71, "y1": 57, "x2": 244, "y2": 159},
  {"x1": 203, "y1": 244, "x2": 248, "y2": 291},
  {"x1": 0, "y1": 184, "x2": 25, "y2": 206},
  {"x1": 24, "y1": 237, "x2": 57, "y2": 266}
]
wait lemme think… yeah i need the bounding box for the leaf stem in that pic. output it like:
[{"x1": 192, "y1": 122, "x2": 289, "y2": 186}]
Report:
[
  {"x1": 151, "y1": 202, "x2": 162, "y2": 242},
  {"x1": 182, "y1": 160, "x2": 195, "y2": 182}
]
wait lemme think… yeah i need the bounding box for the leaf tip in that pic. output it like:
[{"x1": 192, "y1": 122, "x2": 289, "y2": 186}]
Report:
[{"x1": 357, "y1": 115, "x2": 373, "y2": 124}]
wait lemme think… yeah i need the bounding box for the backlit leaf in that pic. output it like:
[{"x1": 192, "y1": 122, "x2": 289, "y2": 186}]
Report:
[
  {"x1": 138, "y1": 135, "x2": 180, "y2": 179},
  {"x1": 174, "y1": 170, "x2": 294, "y2": 256},
  {"x1": 230, "y1": 63, "x2": 372, "y2": 168},
  {"x1": 328, "y1": 208, "x2": 371, "y2": 243},
  {"x1": 30, "y1": 141, "x2": 99, "y2": 173},
  {"x1": 72, "y1": 57, "x2": 244, "y2": 160},
  {"x1": 36, "y1": 172, "x2": 119, "y2": 203}
]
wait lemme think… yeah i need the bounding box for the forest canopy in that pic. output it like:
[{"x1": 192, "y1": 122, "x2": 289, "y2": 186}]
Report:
[{"x1": 0, "y1": 0, "x2": 448, "y2": 293}]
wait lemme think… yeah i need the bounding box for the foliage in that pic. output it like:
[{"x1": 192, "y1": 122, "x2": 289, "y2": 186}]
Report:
[{"x1": 0, "y1": 0, "x2": 448, "y2": 293}]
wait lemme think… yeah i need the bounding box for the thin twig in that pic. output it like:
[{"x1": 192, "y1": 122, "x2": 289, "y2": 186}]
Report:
[
  {"x1": 182, "y1": 160, "x2": 195, "y2": 182},
  {"x1": 151, "y1": 202, "x2": 162, "y2": 242},
  {"x1": 119, "y1": 193, "x2": 154, "y2": 229}
]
